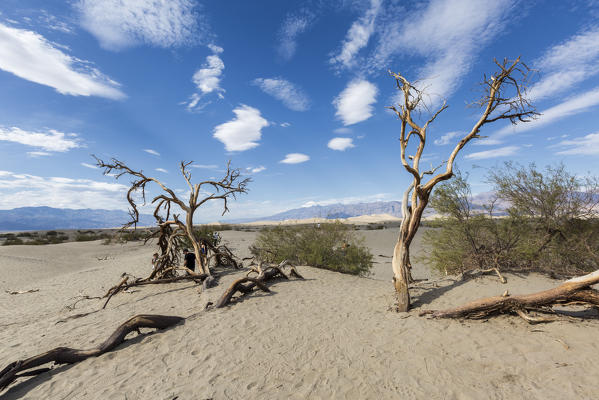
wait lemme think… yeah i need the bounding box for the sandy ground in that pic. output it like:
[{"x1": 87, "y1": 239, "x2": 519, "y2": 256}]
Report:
[{"x1": 1, "y1": 228, "x2": 598, "y2": 399}]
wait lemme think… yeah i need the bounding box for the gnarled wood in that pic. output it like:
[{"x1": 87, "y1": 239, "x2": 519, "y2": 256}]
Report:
[
  {"x1": 0, "y1": 314, "x2": 183, "y2": 391},
  {"x1": 103, "y1": 273, "x2": 208, "y2": 309},
  {"x1": 421, "y1": 269, "x2": 599, "y2": 320},
  {"x1": 388, "y1": 58, "x2": 537, "y2": 311},
  {"x1": 215, "y1": 261, "x2": 302, "y2": 308}
]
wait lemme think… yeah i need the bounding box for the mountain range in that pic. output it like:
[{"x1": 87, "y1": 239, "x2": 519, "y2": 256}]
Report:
[
  {"x1": 0, "y1": 207, "x2": 155, "y2": 231},
  {"x1": 0, "y1": 195, "x2": 506, "y2": 231}
]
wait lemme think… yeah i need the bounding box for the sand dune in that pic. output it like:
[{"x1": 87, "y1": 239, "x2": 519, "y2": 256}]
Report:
[{"x1": 1, "y1": 229, "x2": 598, "y2": 399}]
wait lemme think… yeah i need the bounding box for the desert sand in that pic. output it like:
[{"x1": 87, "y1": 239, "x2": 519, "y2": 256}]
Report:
[{"x1": 1, "y1": 228, "x2": 598, "y2": 399}]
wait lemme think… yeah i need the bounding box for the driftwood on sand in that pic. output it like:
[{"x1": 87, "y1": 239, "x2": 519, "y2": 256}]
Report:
[
  {"x1": 1, "y1": 261, "x2": 305, "y2": 393},
  {"x1": 421, "y1": 269, "x2": 599, "y2": 323},
  {"x1": 0, "y1": 314, "x2": 183, "y2": 391},
  {"x1": 102, "y1": 271, "x2": 208, "y2": 309},
  {"x1": 215, "y1": 260, "x2": 304, "y2": 308}
]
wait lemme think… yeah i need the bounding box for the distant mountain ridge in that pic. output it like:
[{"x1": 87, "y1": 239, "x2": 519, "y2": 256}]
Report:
[
  {"x1": 0, "y1": 207, "x2": 155, "y2": 231},
  {"x1": 260, "y1": 201, "x2": 405, "y2": 221}
]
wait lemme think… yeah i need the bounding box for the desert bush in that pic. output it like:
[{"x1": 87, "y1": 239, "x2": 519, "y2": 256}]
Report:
[
  {"x1": 250, "y1": 222, "x2": 373, "y2": 276},
  {"x1": 75, "y1": 232, "x2": 110, "y2": 242},
  {"x1": 424, "y1": 164, "x2": 599, "y2": 277},
  {"x1": 2, "y1": 237, "x2": 24, "y2": 245}
]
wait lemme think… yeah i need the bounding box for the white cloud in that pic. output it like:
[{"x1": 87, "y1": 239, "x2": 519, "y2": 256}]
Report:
[
  {"x1": 484, "y1": 86, "x2": 599, "y2": 144},
  {"x1": 277, "y1": 11, "x2": 313, "y2": 61},
  {"x1": 555, "y1": 132, "x2": 599, "y2": 155},
  {"x1": 155, "y1": 168, "x2": 168, "y2": 173},
  {"x1": 75, "y1": 0, "x2": 201, "y2": 51},
  {"x1": 465, "y1": 145, "x2": 519, "y2": 160},
  {"x1": 252, "y1": 78, "x2": 309, "y2": 111},
  {"x1": 81, "y1": 162, "x2": 98, "y2": 169},
  {"x1": 193, "y1": 54, "x2": 224, "y2": 95},
  {"x1": 0, "y1": 171, "x2": 128, "y2": 210},
  {"x1": 27, "y1": 151, "x2": 51, "y2": 157},
  {"x1": 328, "y1": 137, "x2": 355, "y2": 151},
  {"x1": 330, "y1": 0, "x2": 381, "y2": 69},
  {"x1": 0, "y1": 127, "x2": 81, "y2": 152},
  {"x1": 143, "y1": 148, "x2": 160, "y2": 156},
  {"x1": 434, "y1": 131, "x2": 463, "y2": 146},
  {"x1": 213, "y1": 105, "x2": 269, "y2": 152},
  {"x1": 186, "y1": 46, "x2": 225, "y2": 111},
  {"x1": 528, "y1": 26, "x2": 599, "y2": 101},
  {"x1": 280, "y1": 153, "x2": 309, "y2": 164},
  {"x1": 372, "y1": 0, "x2": 513, "y2": 101},
  {"x1": 280, "y1": 122, "x2": 291, "y2": 127},
  {"x1": 0, "y1": 23, "x2": 124, "y2": 99},
  {"x1": 333, "y1": 79, "x2": 378, "y2": 126},
  {"x1": 246, "y1": 166, "x2": 266, "y2": 174}
]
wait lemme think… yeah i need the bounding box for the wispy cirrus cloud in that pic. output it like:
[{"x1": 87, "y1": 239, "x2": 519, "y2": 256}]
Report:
[
  {"x1": 252, "y1": 77, "x2": 309, "y2": 111},
  {"x1": 371, "y1": 0, "x2": 514, "y2": 102},
  {"x1": 333, "y1": 79, "x2": 378, "y2": 126},
  {"x1": 213, "y1": 105, "x2": 269, "y2": 152},
  {"x1": 75, "y1": 0, "x2": 204, "y2": 51},
  {"x1": 246, "y1": 166, "x2": 266, "y2": 174},
  {"x1": 0, "y1": 22, "x2": 124, "y2": 99},
  {"x1": 280, "y1": 153, "x2": 309, "y2": 164},
  {"x1": 555, "y1": 132, "x2": 599, "y2": 155},
  {"x1": 528, "y1": 25, "x2": 599, "y2": 101},
  {"x1": 465, "y1": 145, "x2": 519, "y2": 160},
  {"x1": 0, "y1": 126, "x2": 81, "y2": 153},
  {"x1": 434, "y1": 131, "x2": 463, "y2": 146},
  {"x1": 0, "y1": 171, "x2": 128, "y2": 210},
  {"x1": 483, "y1": 86, "x2": 599, "y2": 144},
  {"x1": 155, "y1": 168, "x2": 168, "y2": 173},
  {"x1": 328, "y1": 137, "x2": 355, "y2": 151},
  {"x1": 277, "y1": 9, "x2": 314, "y2": 61},
  {"x1": 143, "y1": 149, "x2": 160, "y2": 156},
  {"x1": 330, "y1": 0, "x2": 381, "y2": 69}
]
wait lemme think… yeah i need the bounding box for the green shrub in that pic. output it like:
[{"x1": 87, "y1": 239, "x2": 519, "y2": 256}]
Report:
[
  {"x1": 251, "y1": 222, "x2": 373, "y2": 276},
  {"x1": 423, "y1": 165, "x2": 599, "y2": 277},
  {"x1": 3, "y1": 237, "x2": 24, "y2": 245}
]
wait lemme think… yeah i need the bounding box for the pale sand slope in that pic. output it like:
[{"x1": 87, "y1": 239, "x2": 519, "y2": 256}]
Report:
[{"x1": 1, "y1": 229, "x2": 598, "y2": 399}]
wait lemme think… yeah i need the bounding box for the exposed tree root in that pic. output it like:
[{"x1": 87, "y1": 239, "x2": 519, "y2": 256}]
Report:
[
  {"x1": 421, "y1": 270, "x2": 599, "y2": 321},
  {"x1": 102, "y1": 272, "x2": 208, "y2": 309},
  {"x1": 461, "y1": 267, "x2": 507, "y2": 284},
  {"x1": 0, "y1": 314, "x2": 183, "y2": 391},
  {"x1": 215, "y1": 261, "x2": 303, "y2": 308}
]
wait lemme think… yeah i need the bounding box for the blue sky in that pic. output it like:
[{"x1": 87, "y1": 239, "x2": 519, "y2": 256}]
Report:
[{"x1": 0, "y1": 0, "x2": 598, "y2": 222}]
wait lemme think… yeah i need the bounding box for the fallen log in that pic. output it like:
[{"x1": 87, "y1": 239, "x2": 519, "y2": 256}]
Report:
[
  {"x1": 421, "y1": 269, "x2": 599, "y2": 322},
  {"x1": 0, "y1": 314, "x2": 183, "y2": 391},
  {"x1": 215, "y1": 261, "x2": 303, "y2": 308}
]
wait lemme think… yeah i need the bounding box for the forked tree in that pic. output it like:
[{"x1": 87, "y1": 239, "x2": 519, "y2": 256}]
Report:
[
  {"x1": 95, "y1": 157, "x2": 249, "y2": 277},
  {"x1": 389, "y1": 57, "x2": 538, "y2": 311}
]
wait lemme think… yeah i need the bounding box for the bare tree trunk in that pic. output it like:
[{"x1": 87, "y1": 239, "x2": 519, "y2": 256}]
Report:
[{"x1": 392, "y1": 238, "x2": 411, "y2": 311}]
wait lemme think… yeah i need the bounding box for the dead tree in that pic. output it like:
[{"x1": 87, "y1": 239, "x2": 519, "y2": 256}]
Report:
[
  {"x1": 421, "y1": 269, "x2": 599, "y2": 322},
  {"x1": 389, "y1": 57, "x2": 538, "y2": 311},
  {"x1": 0, "y1": 314, "x2": 183, "y2": 391},
  {"x1": 95, "y1": 157, "x2": 249, "y2": 277}
]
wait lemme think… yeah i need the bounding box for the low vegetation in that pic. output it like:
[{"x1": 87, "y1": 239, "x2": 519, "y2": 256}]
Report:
[
  {"x1": 250, "y1": 222, "x2": 373, "y2": 276},
  {"x1": 424, "y1": 163, "x2": 599, "y2": 278}
]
